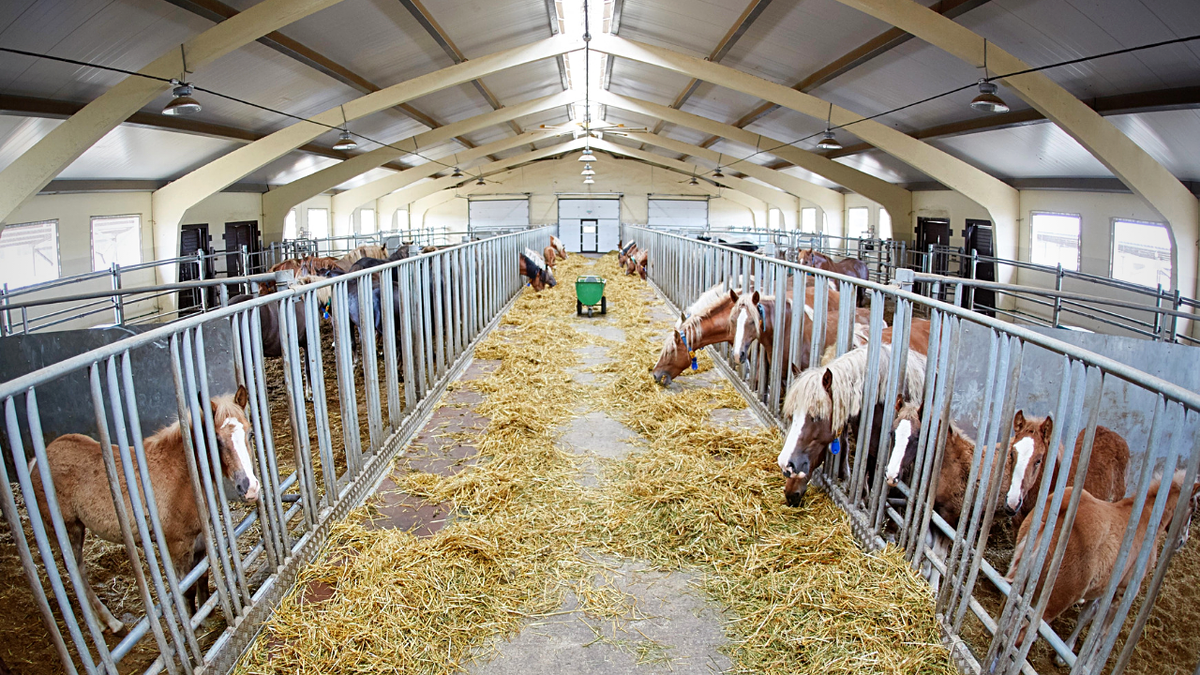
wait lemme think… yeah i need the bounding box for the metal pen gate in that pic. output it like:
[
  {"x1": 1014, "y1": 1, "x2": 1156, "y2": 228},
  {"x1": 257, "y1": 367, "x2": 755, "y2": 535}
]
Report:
[
  {"x1": 0, "y1": 227, "x2": 552, "y2": 675},
  {"x1": 626, "y1": 225, "x2": 1200, "y2": 675}
]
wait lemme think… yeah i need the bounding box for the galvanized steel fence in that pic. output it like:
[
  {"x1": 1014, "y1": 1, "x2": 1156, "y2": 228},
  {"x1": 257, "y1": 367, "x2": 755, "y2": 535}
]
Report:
[
  {"x1": 627, "y1": 225, "x2": 1200, "y2": 675},
  {"x1": 0, "y1": 227, "x2": 551, "y2": 675}
]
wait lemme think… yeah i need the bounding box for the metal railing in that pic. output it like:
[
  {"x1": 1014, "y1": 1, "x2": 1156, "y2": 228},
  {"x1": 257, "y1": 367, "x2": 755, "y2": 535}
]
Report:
[
  {"x1": 0, "y1": 227, "x2": 551, "y2": 674},
  {"x1": 628, "y1": 224, "x2": 1200, "y2": 675}
]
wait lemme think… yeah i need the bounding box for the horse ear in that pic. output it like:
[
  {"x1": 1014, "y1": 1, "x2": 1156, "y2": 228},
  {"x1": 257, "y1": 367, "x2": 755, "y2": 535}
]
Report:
[
  {"x1": 895, "y1": 394, "x2": 905, "y2": 413},
  {"x1": 751, "y1": 290, "x2": 760, "y2": 305},
  {"x1": 791, "y1": 363, "x2": 802, "y2": 378},
  {"x1": 822, "y1": 368, "x2": 834, "y2": 395},
  {"x1": 234, "y1": 385, "x2": 249, "y2": 409},
  {"x1": 1039, "y1": 415, "x2": 1054, "y2": 444},
  {"x1": 680, "y1": 312, "x2": 687, "y2": 322},
  {"x1": 728, "y1": 289, "x2": 739, "y2": 303},
  {"x1": 1013, "y1": 409, "x2": 1025, "y2": 429}
]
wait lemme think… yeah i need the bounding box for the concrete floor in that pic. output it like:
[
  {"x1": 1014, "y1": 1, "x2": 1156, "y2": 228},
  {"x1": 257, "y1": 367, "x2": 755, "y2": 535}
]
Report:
[{"x1": 358, "y1": 254, "x2": 757, "y2": 673}]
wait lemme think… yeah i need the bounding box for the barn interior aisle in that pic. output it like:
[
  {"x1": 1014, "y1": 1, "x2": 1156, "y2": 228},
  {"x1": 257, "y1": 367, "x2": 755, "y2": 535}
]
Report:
[{"x1": 234, "y1": 253, "x2": 952, "y2": 675}]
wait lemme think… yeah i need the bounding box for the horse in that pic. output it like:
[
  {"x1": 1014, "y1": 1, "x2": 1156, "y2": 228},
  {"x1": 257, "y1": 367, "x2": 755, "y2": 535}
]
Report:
[
  {"x1": 777, "y1": 344, "x2": 927, "y2": 507},
  {"x1": 618, "y1": 241, "x2": 638, "y2": 267},
  {"x1": 263, "y1": 256, "x2": 343, "y2": 294},
  {"x1": 1004, "y1": 410, "x2": 1130, "y2": 528},
  {"x1": 28, "y1": 386, "x2": 259, "y2": 634},
  {"x1": 798, "y1": 249, "x2": 869, "y2": 304},
  {"x1": 543, "y1": 245, "x2": 558, "y2": 269},
  {"x1": 881, "y1": 317, "x2": 933, "y2": 355},
  {"x1": 626, "y1": 249, "x2": 648, "y2": 279},
  {"x1": 729, "y1": 285, "x2": 874, "y2": 376},
  {"x1": 550, "y1": 236, "x2": 568, "y2": 260},
  {"x1": 228, "y1": 293, "x2": 308, "y2": 359},
  {"x1": 1005, "y1": 472, "x2": 1200, "y2": 653},
  {"x1": 336, "y1": 244, "x2": 388, "y2": 272},
  {"x1": 519, "y1": 248, "x2": 556, "y2": 291},
  {"x1": 652, "y1": 283, "x2": 739, "y2": 386}
]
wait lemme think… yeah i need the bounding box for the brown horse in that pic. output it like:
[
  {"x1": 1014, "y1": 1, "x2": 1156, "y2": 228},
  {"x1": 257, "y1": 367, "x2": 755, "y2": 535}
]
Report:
[
  {"x1": 617, "y1": 241, "x2": 638, "y2": 267},
  {"x1": 652, "y1": 284, "x2": 738, "y2": 386},
  {"x1": 543, "y1": 245, "x2": 558, "y2": 269},
  {"x1": 798, "y1": 249, "x2": 869, "y2": 304},
  {"x1": 729, "y1": 285, "x2": 873, "y2": 375},
  {"x1": 881, "y1": 317, "x2": 933, "y2": 355},
  {"x1": 519, "y1": 248, "x2": 556, "y2": 291},
  {"x1": 550, "y1": 235, "x2": 568, "y2": 260},
  {"x1": 29, "y1": 387, "x2": 259, "y2": 633},
  {"x1": 630, "y1": 249, "x2": 648, "y2": 279},
  {"x1": 1005, "y1": 472, "x2": 1200, "y2": 650},
  {"x1": 1004, "y1": 411, "x2": 1130, "y2": 527},
  {"x1": 777, "y1": 344, "x2": 927, "y2": 507}
]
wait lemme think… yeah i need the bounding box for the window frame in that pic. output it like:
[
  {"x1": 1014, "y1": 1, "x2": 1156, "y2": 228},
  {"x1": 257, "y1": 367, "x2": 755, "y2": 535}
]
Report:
[
  {"x1": 1028, "y1": 210, "x2": 1082, "y2": 272},
  {"x1": 847, "y1": 206, "x2": 871, "y2": 240},
  {"x1": 283, "y1": 208, "x2": 298, "y2": 240},
  {"x1": 307, "y1": 207, "x2": 330, "y2": 240},
  {"x1": 359, "y1": 208, "x2": 376, "y2": 235},
  {"x1": 1109, "y1": 216, "x2": 1173, "y2": 290},
  {"x1": 89, "y1": 213, "x2": 143, "y2": 272},
  {"x1": 0, "y1": 219, "x2": 61, "y2": 289}
]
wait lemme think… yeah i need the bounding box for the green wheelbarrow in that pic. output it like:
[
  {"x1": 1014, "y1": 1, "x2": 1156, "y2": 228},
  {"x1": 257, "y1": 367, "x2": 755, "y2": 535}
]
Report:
[{"x1": 575, "y1": 275, "x2": 607, "y2": 317}]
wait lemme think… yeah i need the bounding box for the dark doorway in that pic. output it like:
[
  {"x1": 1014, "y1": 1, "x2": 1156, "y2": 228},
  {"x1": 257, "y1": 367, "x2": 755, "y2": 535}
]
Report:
[
  {"x1": 915, "y1": 217, "x2": 951, "y2": 296},
  {"x1": 223, "y1": 221, "x2": 262, "y2": 295},
  {"x1": 581, "y1": 220, "x2": 598, "y2": 253},
  {"x1": 178, "y1": 223, "x2": 215, "y2": 314},
  {"x1": 963, "y1": 219, "x2": 996, "y2": 316}
]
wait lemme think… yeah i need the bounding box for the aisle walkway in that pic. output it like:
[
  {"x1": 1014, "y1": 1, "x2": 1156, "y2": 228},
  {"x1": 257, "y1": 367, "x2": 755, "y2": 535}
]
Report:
[{"x1": 235, "y1": 252, "x2": 952, "y2": 675}]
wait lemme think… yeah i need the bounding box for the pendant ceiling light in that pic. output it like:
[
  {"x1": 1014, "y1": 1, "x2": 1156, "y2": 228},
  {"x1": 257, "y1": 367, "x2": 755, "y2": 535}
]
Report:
[
  {"x1": 476, "y1": 175, "x2": 486, "y2": 186},
  {"x1": 452, "y1": 167, "x2": 463, "y2": 178},
  {"x1": 579, "y1": 149, "x2": 597, "y2": 163},
  {"x1": 332, "y1": 105, "x2": 358, "y2": 151},
  {"x1": 970, "y1": 41, "x2": 1010, "y2": 114},
  {"x1": 581, "y1": 164, "x2": 596, "y2": 176},
  {"x1": 583, "y1": 176, "x2": 595, "y2": 185},
  {"x1": 815, "y1": 102, "x2": 842, "y2": 151},
  {"x1": 689, "y1": 176, "x2": 699, "y2": 186},
  {"x1": 162, "y1": 47, "x2": 201, "y2": 116},
  {"x1": 578, "y1": 1, "x2": 598, "y2": 165}
]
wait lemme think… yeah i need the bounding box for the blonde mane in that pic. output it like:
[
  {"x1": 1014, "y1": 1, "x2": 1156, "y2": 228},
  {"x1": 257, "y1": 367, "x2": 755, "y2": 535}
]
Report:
[
  {"x1": 524, "y1": 247, "x2": 547, "y2": 272},
  {"x1": 294, "y1": 274, "x2": 334, "y2": 305},
  {"x1": 784, "y1": 345, "x2": 927, "y2": 432}
]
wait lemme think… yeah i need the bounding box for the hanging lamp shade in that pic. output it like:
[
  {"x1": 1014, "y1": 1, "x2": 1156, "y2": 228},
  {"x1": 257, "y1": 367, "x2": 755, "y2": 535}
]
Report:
[
  {"x1": 579, "y1": 150, "x2": 597, "y2": 163},
  {"x1": 688, "y1": 176, "x2": 699, "y2": 186},
  {"x1": 712, "y1": 167, "x2": 724, "y2": 178},
  {"x1": 970, "y1": 80, "x2": 1010, "y2": 114},
  {"x1": 452, "y1": 167, "x2": 463, "y2": 178},
  {"x1": 581, "y1": 164, "x2": 596, "y2": 176},
  {"x1": 816, "y1": 130, "x2": 843, "y2": 151},
  {"x1": 476, "y1": 176, "x2": 486, "y2": 186},
  {"x1": 332, "y1": 130, "x2": 358, "y2": 151},
  {"x1": 162, "y1": 82, "x2": 201, "y2": 116},
  {"x1": 583, "y1": 176, "x2": 595, "y2": 185}
]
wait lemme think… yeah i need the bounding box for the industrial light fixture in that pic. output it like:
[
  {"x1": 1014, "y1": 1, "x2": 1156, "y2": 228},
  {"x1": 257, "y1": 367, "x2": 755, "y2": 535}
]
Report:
[
  {"x1": 689, "y1": 176, "x2": 699, "y2": 186},
  {"x1": 332, "y1": 105, "x2": 358, "y2": 151},
  {"x1": 162, "y1": 47, "x2": 201, "y2": 116},
  {"x1": 970, "y1": 40, "x2": 1010, "y2": 114},
  {"x1": 162, "y1": 81, "x2": 202, "y2": 116},
  {"x1": 583, "y1": 176, "x2": 595, "y2": 185},
  {"x1": 815, "y1": 102, "x2": 842, "y2": 151},
  {"x1": 476, "y1": 175, "x2": 486, "y2": 186},
  {"x1": 712, "y1": 167, "x2": 724, "y2": 179},
  {"x1": 579, "y1": 149, "x2": 597, "y2": 163},
  {"x1": 452, "y1": 167, "x2": 463, "y2": 178},
  {"x1": 581, "y1": 164, "x2": 596, "y2": 176}
]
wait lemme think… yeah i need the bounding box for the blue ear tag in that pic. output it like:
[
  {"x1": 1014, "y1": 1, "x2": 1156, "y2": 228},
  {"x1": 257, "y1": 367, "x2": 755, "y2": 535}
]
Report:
[{"x1": 830, "y1": 438, "x2": 841, "y2": 455}]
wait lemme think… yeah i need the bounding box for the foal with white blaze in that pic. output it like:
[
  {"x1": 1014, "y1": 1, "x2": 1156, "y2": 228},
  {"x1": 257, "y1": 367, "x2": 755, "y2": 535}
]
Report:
[{"x1": 29, "y1": 386, "x2": 260, "y2": 633}]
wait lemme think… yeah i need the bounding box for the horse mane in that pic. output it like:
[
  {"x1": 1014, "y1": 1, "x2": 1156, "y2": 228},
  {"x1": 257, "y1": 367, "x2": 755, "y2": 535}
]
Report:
[
  {"x1": 294, "y1": 274, "x2": 333, "y2": 305},
  {"x1": 523, "y1": 247, "x2": 547, "y2": 272},
  {"x1": 681, "y1": 283, "x2": 730, "y2": 321},
  {"x1": 619, "y1": 241, "x2": 636, "y2": 256},
  {"x1": 784, "y1": 345, "x2": 927, "y2": 431}
]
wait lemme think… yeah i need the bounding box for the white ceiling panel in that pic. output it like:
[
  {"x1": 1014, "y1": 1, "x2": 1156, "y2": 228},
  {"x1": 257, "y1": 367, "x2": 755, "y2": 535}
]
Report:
[
  {"x1": 241, "y1": 152, "x2": 342, "y2": 187},
  {"x1": 477, "y1": 60, "x2": 564, "y2": 107},
  {"x1": 616, "y1": 0, "x2": 743, "y2": 57},
  {"x1": 428, "y1": 0, "x2": 554, "y2": 57},
  {"x1": 607, "y1": 59, "x2": 694, "y2": 107},
  {"x1": 835, "y1": 149, "x2": 934, "y2": 186}
]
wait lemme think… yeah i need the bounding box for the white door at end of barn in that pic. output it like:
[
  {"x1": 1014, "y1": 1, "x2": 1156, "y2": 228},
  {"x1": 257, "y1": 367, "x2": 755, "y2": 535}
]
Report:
[
  {"x1": 597, "y1": 219, "x2": 620, "y2": 252},
  {"x1": 558, "y1": 219, "x2": 582, "y2": 252},
  {"x1": 581, "y1": 220, "x2": 599, "y2": 253},
  {"x1": 470, "y1": 199, "x2": 530, "y2": 233}
]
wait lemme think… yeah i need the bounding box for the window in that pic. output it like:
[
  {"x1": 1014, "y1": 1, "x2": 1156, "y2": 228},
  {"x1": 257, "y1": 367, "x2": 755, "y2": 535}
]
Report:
[
  {"x1": 1112, "y1": 218, "x2": 1171, "y2": 290},
  {"x1": 847, "y1": 206, "x2": 870, "y2": 239},
  {"x1": 801, "y1": 207, "x2": 817, "y2": 233},
  {"x1": 878, "y1": 208, "x2": 892, "y2": 239},
  {"x1": 283, "y1": 209, "x2": 297, "y2": 240},
  {"x1": 768, "y1": 208, "x2": 783, "y2": 230},
  {"x1": 1029, "y1": 212, "x2": 1080, "y2": 271},
  {"x1": 307, "y1": 208, "x2": 329, "y2": 240},
  {"x1": 0, "y1": 220, "x2": 59, "y2": 289},
  {"x1": 91, "y1": 215, "x2": 142, "y2": 270},
  {"x1": 359, "y1": 208, "x2": 376, "y2": 235},
  {"x1": 394, "y1": 210, "x2": 408, "y2": 233}
]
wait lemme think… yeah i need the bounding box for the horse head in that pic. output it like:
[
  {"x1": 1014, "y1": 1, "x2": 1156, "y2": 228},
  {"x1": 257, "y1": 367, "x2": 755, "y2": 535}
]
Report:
[
  {"x1": 730, "y1": 290, "x2": 764, "y2": 364},
  {"x1": 652, "y1": 315, "x2": 696, "y2": 386},
  {"x1": 886, "y1": 395, "x2": 923, "y2": 488},
  {"x1": 210, "y1": 385, "x2": 260, "y2": 503},
  {"x1": 779, "y1": 368, "x2": 839, "y2": 507},
  {"x1": 542, "y1": 266, "x2": 557, "y2": 288},
  {"x1": 1004, "y1": 410, "x2": 1055, "y2": 516}
]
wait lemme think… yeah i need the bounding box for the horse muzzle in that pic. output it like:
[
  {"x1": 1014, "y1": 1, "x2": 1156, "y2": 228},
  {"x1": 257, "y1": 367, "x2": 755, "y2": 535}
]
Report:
[
  {"x1": 1003, "y1": 498, "x2": 1021, "y2": 517},
  {"x1": 652, "y1": 371, "x2": 673, "y2": 387},
  {"x1": 235, "y1": 471, "x2": 261, "y2": 503},
  {"x1": 784, "y1": 474, "x2": 809, "y2": 508}
]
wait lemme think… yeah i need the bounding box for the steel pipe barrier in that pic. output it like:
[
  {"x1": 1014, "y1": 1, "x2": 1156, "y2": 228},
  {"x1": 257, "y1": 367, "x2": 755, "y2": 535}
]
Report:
[
  {"x1": 625, "y1": 224, "x2": 1200, "y2": 675},
  {"x1": 0, "y1": 227, "x2": 552, "y2": 674}
]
